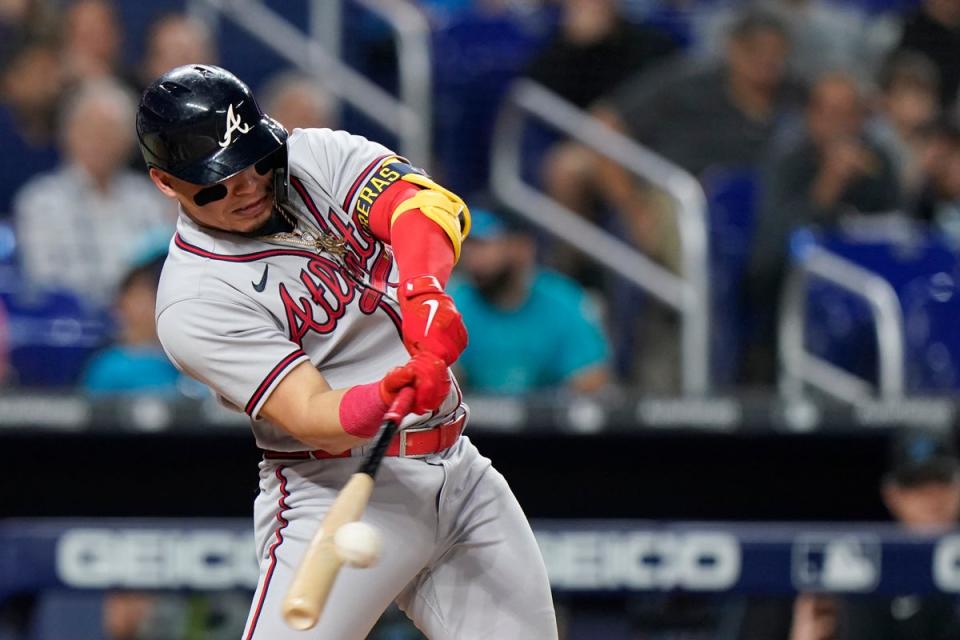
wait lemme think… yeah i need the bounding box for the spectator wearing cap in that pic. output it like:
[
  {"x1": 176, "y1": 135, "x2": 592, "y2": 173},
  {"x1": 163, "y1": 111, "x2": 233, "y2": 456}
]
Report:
[
  {"x1": 881, "y1": 427, "x2": 960, "y2": 532},
  {"x1": 839, "y1": 428, "x2": 960, "y2": 639},
  {"x1": 737, "y1": 428, "x2": 960, "y2": 640},
  {"x1": 449, "y1": 208, "x2": 611, "y2": 395}
]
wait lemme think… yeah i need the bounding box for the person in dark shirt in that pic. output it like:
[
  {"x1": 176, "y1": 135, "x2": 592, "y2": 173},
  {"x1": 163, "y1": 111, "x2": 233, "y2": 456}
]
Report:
[
  {"x1": 525, "y1": 0, "x2": 677, "y2": 110},
  {"x1": 896, "y1": 0, "x2": 960, "y2": 109},
  {"x1": 531, "y1": 0, "x2": 679, "y2": 269},
  {"x1": 597, "y1": 8, "x2": 796, "y2": 178},
  {"x1": 840, "y1": 428, "x2": 960, "y2": 639},
  {"x1": 0, "y1": 34, "x2": 63, "y2": 215},
  {"x1": 745, "y1": 71, "x2": 900, "y2": 383}
]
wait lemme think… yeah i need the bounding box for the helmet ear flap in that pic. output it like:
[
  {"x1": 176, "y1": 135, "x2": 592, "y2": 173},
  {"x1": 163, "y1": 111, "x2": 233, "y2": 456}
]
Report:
[{"x1": 259, "y1": 144, "x2": 289, "y2": 207}]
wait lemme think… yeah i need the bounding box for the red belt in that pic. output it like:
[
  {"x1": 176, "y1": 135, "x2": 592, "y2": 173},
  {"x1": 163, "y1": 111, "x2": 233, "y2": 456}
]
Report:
[{"x1": 262, "y1": 412, "x2": 465, "y2": 461}]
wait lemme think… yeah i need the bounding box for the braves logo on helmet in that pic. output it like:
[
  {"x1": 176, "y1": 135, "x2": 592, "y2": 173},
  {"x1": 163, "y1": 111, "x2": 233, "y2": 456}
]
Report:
[{"x1": 219, "y1": 103, "x2": 252, "y2": 148}]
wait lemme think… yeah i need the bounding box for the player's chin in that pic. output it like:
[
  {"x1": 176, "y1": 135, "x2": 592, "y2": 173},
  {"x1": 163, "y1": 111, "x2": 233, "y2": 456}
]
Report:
[{"x1": 230, "y1": 200, "x2": 272, "y2": 231}]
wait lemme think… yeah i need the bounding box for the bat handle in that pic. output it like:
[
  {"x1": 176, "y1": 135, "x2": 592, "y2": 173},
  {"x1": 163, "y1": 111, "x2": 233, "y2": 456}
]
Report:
[
  {"x1": 384, "y1": 387, "x2": 415, "y2": 423},
  {"x1": 358, "y1": 388, "x2": 415, "y2": 478}
]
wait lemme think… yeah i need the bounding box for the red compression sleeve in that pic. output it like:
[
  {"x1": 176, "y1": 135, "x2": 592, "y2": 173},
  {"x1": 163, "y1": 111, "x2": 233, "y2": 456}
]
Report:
[
  {"x1": 367, "y1": 181, "x2": 456, "y2": 287},
  {"x1": 339, "y1": 381, "x2": 388, "y2": 438}
]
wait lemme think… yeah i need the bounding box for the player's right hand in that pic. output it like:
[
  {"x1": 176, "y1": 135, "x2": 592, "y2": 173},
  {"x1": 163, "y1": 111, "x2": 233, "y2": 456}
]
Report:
[{"x1": 379, "y1": 352, "x2": 450, "y2": 415}]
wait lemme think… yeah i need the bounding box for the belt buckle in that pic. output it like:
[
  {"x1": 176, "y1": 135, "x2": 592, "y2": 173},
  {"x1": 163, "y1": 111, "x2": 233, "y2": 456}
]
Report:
[{"x1": 398, "y1": 423, "x2": 436, "y2": 457}]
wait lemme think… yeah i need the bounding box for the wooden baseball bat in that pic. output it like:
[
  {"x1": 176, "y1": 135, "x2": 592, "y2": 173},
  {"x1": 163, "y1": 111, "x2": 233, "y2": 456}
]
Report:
[{"x1": 281, "y1": 387, "x2": 415, "y2": 630}]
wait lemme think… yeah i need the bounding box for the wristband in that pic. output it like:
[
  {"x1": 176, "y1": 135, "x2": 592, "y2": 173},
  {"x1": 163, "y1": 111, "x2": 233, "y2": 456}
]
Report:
[{"x1": 339, "y1": 381, "x2": 389, "y2": 438}]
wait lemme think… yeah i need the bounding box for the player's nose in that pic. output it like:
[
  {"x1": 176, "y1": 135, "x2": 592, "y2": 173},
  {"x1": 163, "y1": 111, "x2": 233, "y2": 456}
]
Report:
[{"x1": 231, "y1": 166, "x2": 261, "y2": 196}]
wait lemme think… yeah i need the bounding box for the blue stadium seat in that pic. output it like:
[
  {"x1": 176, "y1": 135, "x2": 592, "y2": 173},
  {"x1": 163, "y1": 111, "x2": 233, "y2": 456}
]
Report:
[
  {"x1": 794, "y1": 224, "x2": 960, "y2": 392},
  {"x1": 902, "y1": 269, "x2": 960, "y2": 392},
  {"x1": 431, "y1": 10, "x2": 552, "y2": 195},
  {"x1": 702, "y1": 167, "x2": 760, "y2": 387},
  {"x1": 0, "y1": 282, "x2": 112, "y2": 389},
  {"x1": 0, "y1": 221, "x2": 108, "y2": 387}
]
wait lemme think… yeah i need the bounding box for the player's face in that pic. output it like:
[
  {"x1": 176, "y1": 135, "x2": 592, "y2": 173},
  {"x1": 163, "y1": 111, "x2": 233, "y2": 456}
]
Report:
[{"x1": 149, "y1": 165, "x2": 274, "y2": 234}]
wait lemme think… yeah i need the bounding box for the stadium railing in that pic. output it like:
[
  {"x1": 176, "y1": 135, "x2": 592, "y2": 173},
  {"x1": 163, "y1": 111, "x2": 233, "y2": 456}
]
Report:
[{"x1": 490, "y1": 79, "x2": 711, "y2": 395}]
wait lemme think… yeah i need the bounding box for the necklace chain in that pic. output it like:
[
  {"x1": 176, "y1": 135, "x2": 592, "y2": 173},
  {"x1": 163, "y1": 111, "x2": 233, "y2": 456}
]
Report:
[{"x1": 262, "y1": 206, "x2": 347, "y2": 257}]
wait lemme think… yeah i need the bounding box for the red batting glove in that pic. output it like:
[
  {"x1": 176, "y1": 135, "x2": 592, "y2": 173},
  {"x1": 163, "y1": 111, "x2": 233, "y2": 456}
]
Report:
[
  {"x1": 379, "y1": 351, "x2": 450, "y2": 415},
  {"x1": 398, "y1": 275, "x2": 468, "y2": 365}
]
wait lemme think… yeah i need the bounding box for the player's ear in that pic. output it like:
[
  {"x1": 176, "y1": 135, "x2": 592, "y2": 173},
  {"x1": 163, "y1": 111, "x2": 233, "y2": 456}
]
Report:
[{"x1": 149, "y1": 168, "x2": 179, "y2": 198}]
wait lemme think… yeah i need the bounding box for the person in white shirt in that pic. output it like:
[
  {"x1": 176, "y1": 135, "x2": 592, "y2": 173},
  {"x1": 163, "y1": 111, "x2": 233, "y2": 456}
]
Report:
[{"x1": 13, "y1": 78, "x2": 175, "y2": 306}]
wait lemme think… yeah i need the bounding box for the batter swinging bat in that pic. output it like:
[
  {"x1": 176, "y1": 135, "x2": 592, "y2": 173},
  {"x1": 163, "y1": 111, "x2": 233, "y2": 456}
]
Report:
[{"x1": 281, "y1": 387, "x2": 415, "y2": 630}]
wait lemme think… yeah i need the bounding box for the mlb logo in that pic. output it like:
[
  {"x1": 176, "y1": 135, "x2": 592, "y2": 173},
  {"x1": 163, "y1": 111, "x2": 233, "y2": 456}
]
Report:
[{"x1": 792, "y1": 535, "x2": 881, "y2": 592}]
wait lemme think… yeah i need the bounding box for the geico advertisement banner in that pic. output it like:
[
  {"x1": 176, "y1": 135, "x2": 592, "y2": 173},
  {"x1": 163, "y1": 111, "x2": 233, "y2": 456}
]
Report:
[
  {"x1": 56, "y1": 528, "x2": 259, "y2": 589},
  {"x1": 2, "y1": 519, "x2": 959, "y2": 596},
  {"x1": 536, "y1": 531, "x2": 741, "y2": 590}
]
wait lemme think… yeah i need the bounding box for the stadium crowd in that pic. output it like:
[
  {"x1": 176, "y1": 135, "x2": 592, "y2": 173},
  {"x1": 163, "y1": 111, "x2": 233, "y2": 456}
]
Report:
[
  {"x1": 3, "y1": 2, "x2": 960, "y2": 639},
  {"x1": 2, "y1": 0, "x2": 960, "y2": 398}
]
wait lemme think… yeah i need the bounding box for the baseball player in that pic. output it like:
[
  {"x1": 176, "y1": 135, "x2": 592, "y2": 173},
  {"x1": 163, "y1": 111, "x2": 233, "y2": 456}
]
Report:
[{"x1": 136, "y1": 65, "x2": 557, "y2": 639}]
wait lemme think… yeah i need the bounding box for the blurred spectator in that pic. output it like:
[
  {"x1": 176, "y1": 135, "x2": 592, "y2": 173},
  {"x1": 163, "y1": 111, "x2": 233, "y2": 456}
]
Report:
[
  {"x1": 61, "y1": 0, "x2": 125, "y2": 84},
  {"x1": 914, "y1": 120, "x2": 960, "y2": 243},
  {"x1": 81, "y1": 256, "x2": 180, "y2": 396},
  {"x1": 746, "y1": 72, "x2": 901, "y2": 382},
  {"x1": 102, "y1": 590, "x2": 249, "y2": 640},
  {"x1": 259, "y1": 71, "x2": 335, "y2": 132},
  {"x1": 0, "y1": 34, "x2": 63, "y2": 215},
  {"x1": 870, "y1": 51, "x2": 943, "y2": 201},
  {"x1": 575, "y1": 8, "x2": 797, "y2": 271},
  {"x1": 530, "y1": 0, "x2": 677, "y2": 274},
  {"x1": 0, "y1": 0, "x2": 56, "y2": 44},
  {"x1": 596, "y1": 8, "x2": 795, "y2": 178},
  {"x1": 137, "y1": 12, "x2": 217, "y2": 94},
  {"x1": 449, "y1": 208, "x2": 610, "y2": 394},
  {"x1": 895, "y1": 0, "x2": 960, "y2": 110},
  {"x1": 696, "y1": 0, "x2": 894, "y2": 82},
  {"x1": 837, "y1": 428, "x2": 960, "y2": 638},
  {"x1": 13, "y1": 79, "x2": 174, "y2": 306},
  {"x1": 525, "y1": 0, "x2": 677, "y2": 111},
  {"x1": 882, "y1": 428, "x2": 960, "y2": 532},
  {"x1": 737, "y1": 428, "x2": 960, "y2": 639}
]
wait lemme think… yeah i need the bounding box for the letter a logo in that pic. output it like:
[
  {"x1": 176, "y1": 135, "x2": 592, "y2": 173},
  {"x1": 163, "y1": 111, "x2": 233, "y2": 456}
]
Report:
[{"x1": 219, "y1": 103, "x2": 252, "y2": 148}]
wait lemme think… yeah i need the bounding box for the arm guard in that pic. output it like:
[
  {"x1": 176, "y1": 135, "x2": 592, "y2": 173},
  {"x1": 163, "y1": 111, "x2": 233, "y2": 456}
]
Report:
[{"x1": 390, "y1": 173, "x2": 472, "y2": 262}]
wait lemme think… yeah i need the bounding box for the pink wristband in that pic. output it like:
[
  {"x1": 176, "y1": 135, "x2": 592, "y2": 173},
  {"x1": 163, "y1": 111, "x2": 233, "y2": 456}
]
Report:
[{"x1": 339, "y1": 381, "x2": 389, "y2": 438}]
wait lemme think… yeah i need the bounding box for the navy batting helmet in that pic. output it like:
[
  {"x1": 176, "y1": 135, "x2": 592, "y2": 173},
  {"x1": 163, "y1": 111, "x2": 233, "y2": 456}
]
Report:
[{"x1": 136, "y1": 64, "x2": 287, "y2": 185}]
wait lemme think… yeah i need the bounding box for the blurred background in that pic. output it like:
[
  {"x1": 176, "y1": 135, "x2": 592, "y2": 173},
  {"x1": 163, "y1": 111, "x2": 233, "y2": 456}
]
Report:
[{"x1": 3, "y1": 0, "x2": 960, "y2": 638}]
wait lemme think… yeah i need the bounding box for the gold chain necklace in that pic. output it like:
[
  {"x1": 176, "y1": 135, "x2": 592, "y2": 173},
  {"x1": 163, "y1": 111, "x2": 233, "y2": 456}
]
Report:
[{"x1": 262, "y1": 206, "x2": 347, "y2": 257}]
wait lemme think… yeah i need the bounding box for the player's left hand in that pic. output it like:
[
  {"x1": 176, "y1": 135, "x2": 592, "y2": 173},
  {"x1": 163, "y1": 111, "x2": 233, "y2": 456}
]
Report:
[
  {"x1": 380, "y1": 351, "x2": 450, "y2": 415},
  {"x1": 398, "y1": 275, "x2": 467, "y2": 365}
]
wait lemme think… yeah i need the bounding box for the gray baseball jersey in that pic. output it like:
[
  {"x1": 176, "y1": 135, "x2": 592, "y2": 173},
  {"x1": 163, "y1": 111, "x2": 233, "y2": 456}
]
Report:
[
  {"x1": 156, "y1": 128, "x2": 460, "y2": 451},
  {"x1": 154, "y1": 128, "x2": 557, "y2": 639}
]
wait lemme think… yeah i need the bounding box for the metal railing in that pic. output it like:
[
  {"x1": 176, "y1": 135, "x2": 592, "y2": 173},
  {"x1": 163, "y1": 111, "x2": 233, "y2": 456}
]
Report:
[
  {"x1": 490, "y1": 80, "x2": 710, "y2": 395},
  {"x1": 778, "y1": 245, "x2": 905, "y2": 402},
  {"x1": 194, "y1": 0, "x2": 432, "y2": 167}
]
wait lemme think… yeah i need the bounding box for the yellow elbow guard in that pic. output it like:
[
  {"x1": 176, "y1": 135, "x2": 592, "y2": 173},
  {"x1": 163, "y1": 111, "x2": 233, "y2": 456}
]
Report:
[{"x1": 390, "y1": 173, "x2": 472, "y2": 261}]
